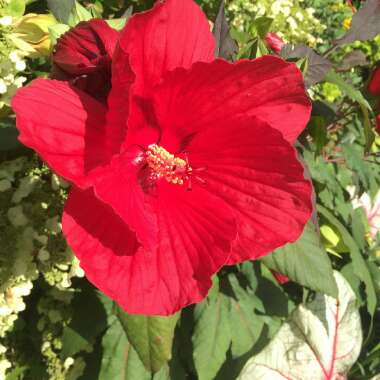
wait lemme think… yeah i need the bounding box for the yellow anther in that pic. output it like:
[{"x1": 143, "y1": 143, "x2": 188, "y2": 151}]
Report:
[{"x1": 145, "y1": 144, "x2": 191, "y2": 185}]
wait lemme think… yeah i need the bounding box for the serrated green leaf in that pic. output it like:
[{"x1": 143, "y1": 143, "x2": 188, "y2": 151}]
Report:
[
  {"x1": 324, "y1": 70, "x2": 371, "y2": 110},
  {"x1": 193, "y1": 293, "x2": 231, "y2": 380},
  {"x1": 239, "y1": 272, "x2": 362, "y2": 380},
  {"x1": 317, "y1": 205, "x2": 377, "y2": 327},
  {"x1": 47, "y1": 0, "x2": 75, "y2": 23},
  {"x1": 262, "y1": 221, "x2": 338, "y2": 297},
  {"x1": 117, "y1": 310, "x2": 179, "y2": 373}
]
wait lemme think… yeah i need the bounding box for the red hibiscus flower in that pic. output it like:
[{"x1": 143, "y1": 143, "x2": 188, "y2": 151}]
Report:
[
  {"x1": 264, "y1": 32, "x2": 285, "y2": 55},
  {"x1": 12, "y1": 0, "x2": 312, "y2": 315},
  {"x1": 368, "y1": 65, "x2": 380, "y2": 97},
  {"x1": 51, "y1": 19, "x2": 119, "y2": 101}
]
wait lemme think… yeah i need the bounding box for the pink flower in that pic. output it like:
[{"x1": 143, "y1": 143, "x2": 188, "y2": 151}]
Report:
[{"x1": 265, "y1": 32, "x2": 285, "y2": 54}]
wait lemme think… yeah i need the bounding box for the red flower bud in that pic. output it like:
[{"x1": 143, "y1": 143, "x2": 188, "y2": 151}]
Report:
[
  {"x1": 264, "y1": 32, "x2": 285, "y2": 54},
  {"x1": 52, "y1": 19, "x2": 119, "y2": 102},
  {"x1": 368, "y1": 66, "x2": 380, "y2": 96},
  {"x1": 271, "y1": 270, "x2": 289, "y2": 284}
]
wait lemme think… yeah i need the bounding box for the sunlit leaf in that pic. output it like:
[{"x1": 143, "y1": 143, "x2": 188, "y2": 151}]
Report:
[{"x1": 238, "y1": 272, "x2": 362, "y2": 380}]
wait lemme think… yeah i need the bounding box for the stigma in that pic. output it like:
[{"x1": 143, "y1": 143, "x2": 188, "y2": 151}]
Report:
[{"x1": 145, "y1": 144, "x2": 192, "y2": 185}]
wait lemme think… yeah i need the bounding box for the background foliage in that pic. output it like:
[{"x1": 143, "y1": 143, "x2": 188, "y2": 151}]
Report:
[{"x1": 0, "y1": 0, "x2": 380, "y2": 379}]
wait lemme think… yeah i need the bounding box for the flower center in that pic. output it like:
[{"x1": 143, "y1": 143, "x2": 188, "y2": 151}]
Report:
[{"x1": 145, "y1": 144, "x2": 192, "y2": 185}]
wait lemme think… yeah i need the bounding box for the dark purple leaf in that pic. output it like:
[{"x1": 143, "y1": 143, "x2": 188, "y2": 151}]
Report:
[
  {"x1": 281, "y1": 44, "x2": 332, "y2": 87},
  {"x1": 334, "y1": 0, "x2": 380, "y2": 46},
  {"x1": 213, "y1": 0, "x2": 238, "y2": 60}
]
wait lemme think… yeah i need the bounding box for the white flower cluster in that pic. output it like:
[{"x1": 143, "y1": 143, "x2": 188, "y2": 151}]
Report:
[
  {"x1": 0, "y1": 157, "x2": 84, "y2": 378},
  {"x1": 0, "y1": 13, "x2": 27, "y2": 112},
  {"x1": 228, "y1": 0, "x2": 325, "y2": 46}
]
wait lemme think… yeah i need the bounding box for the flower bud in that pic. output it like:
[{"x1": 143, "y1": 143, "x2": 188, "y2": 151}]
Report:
[
  {"x1": 12, "y1": 13, "x2": 57, "y2": 57},
  {"x1": 368, "y1": 66, "x2": 380, "y2": 96},
  {"x1": 264, "y1": 32, "x2": 285, "y2": 54},
  {"x1": 51, "y1": 19, "x2": 119, "y2": 102}
]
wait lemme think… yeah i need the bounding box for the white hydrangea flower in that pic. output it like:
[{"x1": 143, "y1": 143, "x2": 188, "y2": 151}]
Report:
[
  {"x1": 15, "y1": 60, "x2": 26, "y2": 72},
  {"x1": 0, "y1": 79, "x2": 7, "y2": 95},
  {"x1": 0, "y1": 16, "x2": 12, "y2": 26},
  {"x1": 8, "y1": 51, "x2": 20, "y2": 63}
]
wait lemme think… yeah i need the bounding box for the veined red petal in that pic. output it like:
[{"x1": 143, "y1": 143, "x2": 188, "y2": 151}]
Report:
[
  {"x1": 185, "y1": 116, "x2": 312, "y2": 262},
  {"x1": 153, "y1": 57, "x2": 311, "y2": 145},
  {"x1": 105, "y1": 45, "x2": 136, "y2": 155},
  {"x1": 12, "y1": 79, "x2": 110, "y2": 188},
  {"x1": 118, "y1": 0, "x2": 215, "y2": 148},
  {"x1": 93, "y1": 146, "x2": 159, "y2": 252},
  {"x1": 119, "y1": 0, "x2": 215, "y2": 98},
  {"x1": 62, "y1": 186, "x2": 235, "y2": 315}
]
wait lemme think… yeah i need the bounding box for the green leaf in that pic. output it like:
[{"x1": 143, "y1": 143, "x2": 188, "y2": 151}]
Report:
[
  {"x1": 117, "y1": 310, "x2": 179, "y2": 373},
  {"x1": 61, "y1": 288, "x2": 112, "y2": 359},
  {"x1": 317, "y1": 205, "x2": 377, "y2": 324},
  {"x1": 360, "y1": 104, "x2": 375, "y2": 154},
  {"x1": 334, "y1": 0, "x2": 380, "y2": 46},
  {"x1": 106, "y1": 18, "x2": 128, "y2": 31},
  {"x1": 47, "y1": 0, "x2": 75, "y2": 23},
  {"x1": 68, "y1": 1, "x2": 92, "y2": 26},
  {"x1": 324, "y1": 70, "x2": 371, "y2": 110},
  {"x1": 5, "y1": 0, "x2": 25, "y2": 17},
  {"x1": 213, "y1": 0, "x2": 237, "y2": 60},
  {"x1": 0, "y1": 127, "x2": 22, "y2": 152},
  {"x1": 262, "y1": 221, "x2": 338, "y2": 297},
  {"x1": 239, "y1": 272, "x2": 362, "y2": 380},
  {"x1": 99, "y1": 317, "x2": 150, "y2": 380},
  {"x1": 253, "y1": 16, "x2": 273, "y2": 38},
  {"x1": 193, "y1": 293, "x2": 231, "y2": 380},
  {"x1": 228, "y1": 274, "x2": 264, "y2": 358},
  {"x1": 48, "y1": 23, "x2": 70, "y2": 47}
]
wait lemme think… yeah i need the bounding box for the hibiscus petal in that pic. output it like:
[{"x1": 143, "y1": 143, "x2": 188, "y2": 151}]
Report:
[
  {"x1": 63, "y1": 186, "x2": 236, "y2": 315},
  {"x1": 153, "y1": 57, "x2": 311, "y2": 144},
  {"x1": 12, "y1": 78, "x2": 109, "y2": 188},
  {"x1": 185, "y1": 116, "x2": 312, "y2": 262},
  {"x1": 119, "y1": 0, "x2": 215, "y2": 98},
  {"x1": 93, "y1": 146, "x2": 159, "y2": 252}
]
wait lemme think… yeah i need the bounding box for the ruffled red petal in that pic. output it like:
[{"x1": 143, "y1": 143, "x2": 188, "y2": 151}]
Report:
[
  {"x1": 63, "y1": 186, "x2": 235, "y2": 315},
  {"x1": 184, "y1": 116, "x2": 312, "y2": 263},
  {"x1": 12, "y1": 79, "x2": 110, "y2": 188},
  {"x1": 153, "y1": 57, "x2": 311, "y2": 144},
  {"x1": 119, "y1": 0, "x2": 215, "y2": 97},
  {"x1": 368, "y1": 66, "x2": 380, "y2": 96},
  {"x1": 118, "y1": 0, "x2": 215, "y2": 147}
]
